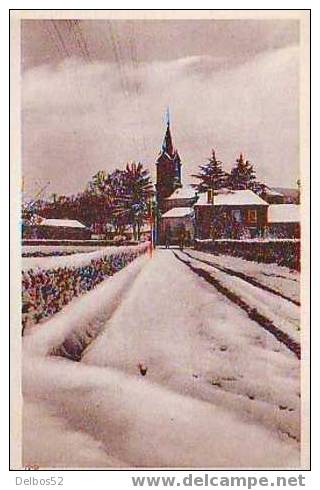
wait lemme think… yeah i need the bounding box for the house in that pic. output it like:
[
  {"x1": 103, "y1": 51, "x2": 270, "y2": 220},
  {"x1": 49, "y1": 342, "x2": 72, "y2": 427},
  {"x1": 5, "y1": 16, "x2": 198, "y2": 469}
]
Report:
[
  {"x1": 154, "y1": 115, "x2": 298, "y2": 244},
  {"x1": 194, "y1": 189, "x2": 269, "y2": 239},
  {"x1": 23, "y1": 217, "x2": 92, "y2": 240},
  {"x1": 267, "y1": 204, "x2": 300, "y2": 238},
  {"x1": 160, "y1": 207, "x2": 195, "y2": 244},
  {"x1": 270, "y1": 187, "x2": 300, "y2": 204},
  {"x1": 261, "y1": 187, "x2": 286, "y2": 204}
]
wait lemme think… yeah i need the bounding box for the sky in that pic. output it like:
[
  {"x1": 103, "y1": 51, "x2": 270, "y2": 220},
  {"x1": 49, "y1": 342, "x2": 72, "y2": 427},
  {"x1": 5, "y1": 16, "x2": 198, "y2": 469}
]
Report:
[{"x1": 21, "y1": 19, "x2": 300, "y2": 198}]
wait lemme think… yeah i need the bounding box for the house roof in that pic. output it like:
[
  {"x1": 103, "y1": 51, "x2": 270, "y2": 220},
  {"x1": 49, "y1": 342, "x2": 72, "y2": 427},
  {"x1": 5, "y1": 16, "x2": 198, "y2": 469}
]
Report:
[
  {"x1": 195, "y1": 189, "x2": 268, "y2": 207},
  {"x1": 162, "y1": 207, "x2": 194, "y2": 218},
  {"x1": 36, "y1": 217, "x2": 87, "y2": 229},
  {"x1": 272, "y1": 187, "x2": 300, "y2": 201},
  {"x1": 268, "y1": 204, "x2": 300, "y2": 223},
  {"x1": 165, "y1": 186, "x2": 197, "y2": 200},
  {"x1": 264, "y1": 187, "x2": 284, "y2": 197}
]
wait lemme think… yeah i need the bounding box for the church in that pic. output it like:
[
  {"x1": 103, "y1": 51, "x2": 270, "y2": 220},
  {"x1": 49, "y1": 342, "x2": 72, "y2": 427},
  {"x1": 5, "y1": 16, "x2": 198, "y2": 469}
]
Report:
[
  {"x1": 155, "y1": 118, "x2": 197, "y2": 244},
  {"x1": 155, "y1": 119, "x2": 300, "y2": 244}
]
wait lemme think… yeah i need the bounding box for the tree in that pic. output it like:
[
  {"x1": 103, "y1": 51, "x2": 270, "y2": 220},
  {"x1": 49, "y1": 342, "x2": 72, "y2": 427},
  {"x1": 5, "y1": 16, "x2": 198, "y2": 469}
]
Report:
[
  {"x1": 85, "y1": 170, "x2": 115, "y2": 232},
  {"x1": 192, "y1": 149, "x2": 228, "y2": 196},
  {"x1": 114, "y1": 162, "x2": 154, "y2": 240},
  {"x1": 228, "y1": 153, "x2": 256, "y2": 190}
]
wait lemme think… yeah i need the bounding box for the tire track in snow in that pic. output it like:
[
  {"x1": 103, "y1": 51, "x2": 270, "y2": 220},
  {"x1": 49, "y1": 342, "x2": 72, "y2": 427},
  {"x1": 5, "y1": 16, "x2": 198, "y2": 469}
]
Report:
[
  {"x1": 182, "y1": 250, "x2": 300, "y2": 306},
  {"x1": 172, "y1": 251, "x2": 301, "y2": 359}
]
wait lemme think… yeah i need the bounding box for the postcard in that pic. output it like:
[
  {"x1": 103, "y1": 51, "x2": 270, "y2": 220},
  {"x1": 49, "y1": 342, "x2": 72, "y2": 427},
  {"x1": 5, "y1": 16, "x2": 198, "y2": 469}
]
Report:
[{"x1": 10, "y1": 9, "x2": 310, "y2": 470}]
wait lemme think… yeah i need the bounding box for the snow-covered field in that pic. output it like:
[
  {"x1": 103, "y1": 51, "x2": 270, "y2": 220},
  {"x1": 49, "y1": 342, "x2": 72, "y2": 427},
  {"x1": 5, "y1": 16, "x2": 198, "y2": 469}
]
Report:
[
  {"x1": 23, "y1": 249, "x2": 301, "y2": 469},
  {"x1": 22, "y1": 245, "x2": 103, "y2": 257},
  {"x1": 22, "y1": 243, "x2": 149, "y2": 271}
]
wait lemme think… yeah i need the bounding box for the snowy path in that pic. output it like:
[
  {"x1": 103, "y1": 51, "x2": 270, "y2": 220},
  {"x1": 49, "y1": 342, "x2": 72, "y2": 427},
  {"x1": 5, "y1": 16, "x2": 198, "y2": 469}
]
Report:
[
  {"x1": 173, "y1": 250, "x2": 300, "y2": 353},
  {"x1": 23, "y1": 250, "x2": 301, "y2": 469}
]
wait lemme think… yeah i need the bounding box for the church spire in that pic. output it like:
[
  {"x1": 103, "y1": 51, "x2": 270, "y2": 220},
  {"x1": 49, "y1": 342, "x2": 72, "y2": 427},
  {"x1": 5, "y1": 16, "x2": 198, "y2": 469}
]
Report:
[
  {"x1": 161, "y1": 108, "x2": 174, "y2": 156},
  {"x1": 156, "y1": 111, "x2": 182, "y2": 203},
  {"x1": 162, "y1": 122, "x2": 174, "y2": 156}
]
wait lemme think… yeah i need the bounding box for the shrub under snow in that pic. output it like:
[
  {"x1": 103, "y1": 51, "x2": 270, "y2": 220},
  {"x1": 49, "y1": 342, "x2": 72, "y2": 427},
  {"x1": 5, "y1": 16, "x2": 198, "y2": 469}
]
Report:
[{"x1": 22, "y1": 242, "x2": 150, "y2": 332}]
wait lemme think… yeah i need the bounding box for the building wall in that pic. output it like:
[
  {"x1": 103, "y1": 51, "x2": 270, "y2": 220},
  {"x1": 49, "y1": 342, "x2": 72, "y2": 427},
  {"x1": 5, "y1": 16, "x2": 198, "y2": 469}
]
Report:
[
  {"x1": 195, "y1": 205, "x2": 268, "y2": 239},
  {"x1": 23, "y1": 225, "x2": 92, "y2": 240},
  {"x1": 159, "y1": 216, "x2": 194, "y2": 244},
  {"x1": 261, "y1": 194, "x2": 286, "y2": 204},
  {"x1": 156, "y1": 156, "x2": 182, "y2": 207}
]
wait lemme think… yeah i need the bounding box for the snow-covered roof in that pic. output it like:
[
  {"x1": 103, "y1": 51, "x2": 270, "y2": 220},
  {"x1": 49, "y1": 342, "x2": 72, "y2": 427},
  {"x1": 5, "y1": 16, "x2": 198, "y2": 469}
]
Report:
[
  {"x1": 36, "y1": 217, "x2": 87, "y2": 229},
  {"x1": 165, "y1": 186, "x2": 197, "y2": 200},
  {"x1": 195, "y1": 189, "x2": 268, "y2": 207},
  {"x1": 265, "y1": 188, "x2": 284, "y2": 197},
  {"x1": 268, "y1": 204, "x2": 300, "y2": 223},
  {"x1": 162, "y1": 207, "x2": 194, "y2": 218}
]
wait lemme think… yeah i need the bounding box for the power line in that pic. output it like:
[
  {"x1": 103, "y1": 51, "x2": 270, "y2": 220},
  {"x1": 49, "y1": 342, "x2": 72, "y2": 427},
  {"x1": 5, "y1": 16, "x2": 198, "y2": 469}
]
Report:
[
  {"x1": 41, "y1": 20, "x2": 63, "y2": 57},
  {"x1": 74, "y1": 20, "x2": 92, "y2": 62},
  {"x1": 67, "y1": 19, "x2": 91, "y2": 63},
  {"x1": 51, "y1": 20, "x2": 71, "y2": 58}
]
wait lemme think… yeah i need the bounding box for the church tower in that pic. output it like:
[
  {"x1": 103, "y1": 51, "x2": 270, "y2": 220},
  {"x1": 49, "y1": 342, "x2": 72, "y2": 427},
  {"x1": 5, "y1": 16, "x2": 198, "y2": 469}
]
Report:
[{"x1": 156, "y1": 116, "x2": 182, "y2": 210}]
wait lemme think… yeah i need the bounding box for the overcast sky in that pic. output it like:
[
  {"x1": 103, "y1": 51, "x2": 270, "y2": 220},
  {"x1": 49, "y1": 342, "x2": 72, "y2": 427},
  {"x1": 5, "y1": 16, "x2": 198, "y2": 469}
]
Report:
[{"x1": 21, "y1": 19, "x2": 300, "y2": 198}]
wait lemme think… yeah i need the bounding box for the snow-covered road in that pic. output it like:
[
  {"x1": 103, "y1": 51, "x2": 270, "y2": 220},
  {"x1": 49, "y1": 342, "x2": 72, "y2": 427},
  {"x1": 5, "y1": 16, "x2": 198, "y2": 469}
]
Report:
[
  {"x1": 23, "y1": 249, "x2": 301, "y2": 469},
  {"x1": 173, "y1": 250, "x2": 300, "y2": 354},
  {"x1": 184, "y1": 249, "x2": 300, "y2": 304}
]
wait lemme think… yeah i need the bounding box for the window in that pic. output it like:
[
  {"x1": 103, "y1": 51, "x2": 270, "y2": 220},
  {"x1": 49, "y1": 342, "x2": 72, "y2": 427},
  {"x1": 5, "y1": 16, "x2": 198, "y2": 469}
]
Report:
[
  {"x1": 231, "y1": 209, "x2": 242, "y2": 223},
  {"x1": 247, "y1": 209, "x2": 257, "y2": 223}
]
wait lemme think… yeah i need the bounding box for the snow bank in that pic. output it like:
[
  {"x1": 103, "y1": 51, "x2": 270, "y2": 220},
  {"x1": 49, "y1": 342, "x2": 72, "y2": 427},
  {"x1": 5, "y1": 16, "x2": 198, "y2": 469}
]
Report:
[
  {"x1": 23, "y1": 354, "x2": 299, "y2": 468},
  {"x1": 23, "y1": 255, "x2": 149, "y2": 357},
  {"x1": 83, "y1": 250, "x2": 300, "y2": 452},
  {"x1": 22, "y1": 245, "x2": 103, "y2": 258},
  {"x1": 23, "y1": 250, "x2": 301, "y2": 468},
  {"x1": 23, "y1": 401, "x2": 127, "y2": 468},
  {"x1": 187, "y1": 250, "x2": 300, "y2": 304},
  {"x1": 22, "y1": 242, "x2": 150, "y2": 331},
  {"x1": 22, "y1": 243, "x2": 149, "y2": 271}
]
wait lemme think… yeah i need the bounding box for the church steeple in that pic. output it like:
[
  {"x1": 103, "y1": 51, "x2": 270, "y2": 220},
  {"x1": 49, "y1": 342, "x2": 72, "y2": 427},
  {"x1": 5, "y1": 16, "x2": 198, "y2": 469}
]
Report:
[
  {"x1": 156, "y1": 112, "x2": 182, "y2": 207},
  {"x1": 162, "y1": 121, "x2": 174, "y2": 157}
]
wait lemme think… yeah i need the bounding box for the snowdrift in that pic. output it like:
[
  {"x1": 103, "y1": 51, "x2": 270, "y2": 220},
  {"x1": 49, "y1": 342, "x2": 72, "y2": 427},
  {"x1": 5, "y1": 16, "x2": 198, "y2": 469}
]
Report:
[
  {"x1": 23, "y1": 254, "x2": 149, "y2": 359},
  {"x1": 22, "y1": 249, "x2": 301, "y2": 469},
  {"x1": 23, "y1": 354, "x2": 300, "y2": 469},
  {"x1": 22, "y1": 242, "x2": 150, "y2": 331},
  {"x1": 22, "y1": 242, "x2": 150, "y2": 271}
]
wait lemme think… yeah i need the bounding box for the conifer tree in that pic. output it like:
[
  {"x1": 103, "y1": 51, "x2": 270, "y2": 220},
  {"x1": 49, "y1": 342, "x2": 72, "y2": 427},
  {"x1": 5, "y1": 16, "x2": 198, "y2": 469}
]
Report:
[
  {"x1": 228, "y1": 153, "x2": 256, "y2": 190},
  {"x1": 192, "y1": 149, "x2": 228, "y2": 194}
]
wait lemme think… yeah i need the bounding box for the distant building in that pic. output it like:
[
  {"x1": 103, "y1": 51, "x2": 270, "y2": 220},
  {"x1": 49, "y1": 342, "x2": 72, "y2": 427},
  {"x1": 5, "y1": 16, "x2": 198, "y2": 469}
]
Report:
[
  {"x1": 160, "y1": 207, "x2": 195, "y2": 244},
  {"x1": 267, "y1": 204, "x2": 300, "y2": 238},
  {"x1": 155, "y1": 117, "x2": 300, "y2": 243},
  {"x1": 194, "y1": 189, "x2": 269, "y2": 239},
  {"x1": 261, "y1": 187, "x2": 286, "y2": 204},
  {"x1": 156, "y1": 118, "x2": 182, "y2": 209},
  {"x1": 23, "y1": 217, "x2": 91, "y2": 240},
  {"x1": 270, "y1": 187, "x2": 300, "y2": 204}
]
